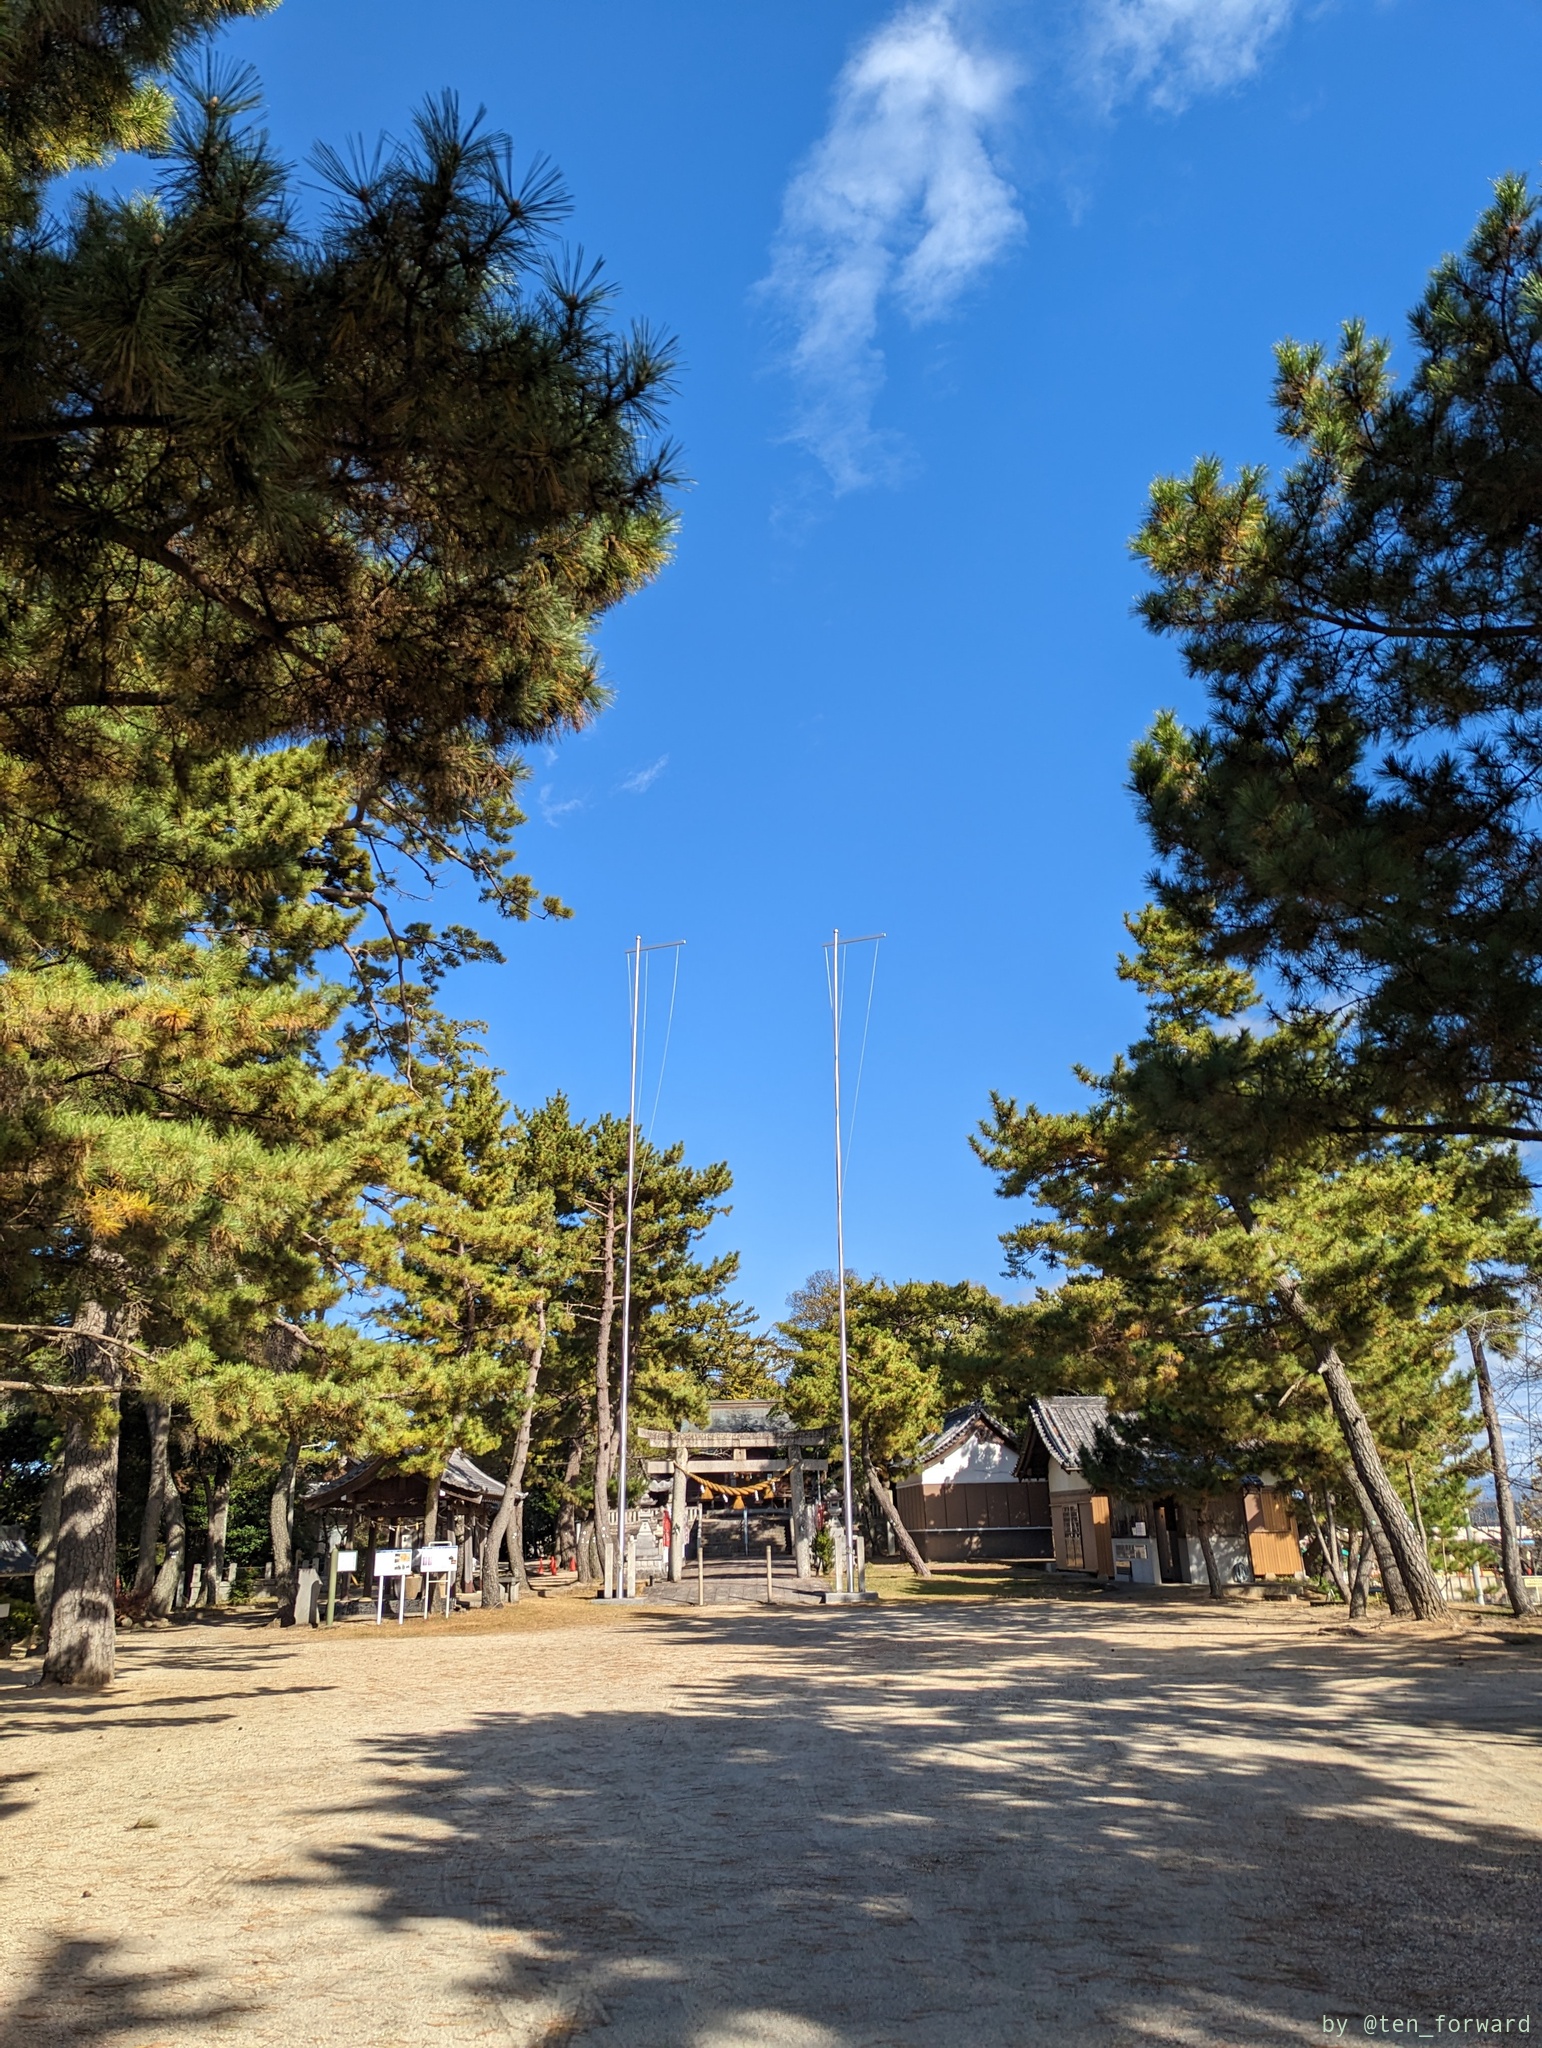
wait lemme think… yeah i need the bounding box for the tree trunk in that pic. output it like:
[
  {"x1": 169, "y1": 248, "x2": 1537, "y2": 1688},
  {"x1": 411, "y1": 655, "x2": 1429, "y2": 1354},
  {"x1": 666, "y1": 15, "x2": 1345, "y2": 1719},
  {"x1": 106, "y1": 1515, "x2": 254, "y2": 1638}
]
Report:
[
  {"x1": 32, "y1": 1452, "x2": 65, "y2": 1641},
  {"x1": 201, "y1": 1445, "x2": 233, "y2": 1606},
  {"x1": 269, "y1": 1430, "x2": 302, "y2": 1625},
  {"x1": 483, "y1": 1310, "x2": 545, "y2": 1610},
  {"x1": 482, "y1": 1495, "x2": 513, "y2": 1610},
  {"x1": 1324, "y1": 1489, "x2": 1345, "y2": 1600},
  {"x1": 1268, "y1": 1272, "x2": 1446, "y2": 1617},
  {"x1": 1403, "y1": 1456, "x2": 1429, "y2": 1553},
  {"x1": 1345, "y1": 1468, "x2": 1414, "y2": 1617},
  {"x1": 864, "y1": 1459, "x2": 930, "y2": 1578},
  {"x1": 1348, "y1": 1526, "x2": 1374, "y2": 1618},
  {"x1": 593, "y1": 1190, "x2": 618, "y2": 1572},
  {"x1": 1304, "y1": 1489, "x2": 1348, "y2": 1601},
  {"x1": 133, "y1": 1400, "x2": 170, "y2": 1600},
  {"x1": 1194, "y1": 1497, "x2": 1224, "y2": 1600},
  {"x1": 1468, "y1": 1328, "x2": 1535, "y2": 1617},
  {"x1": 422, "y1": 1467, "x2": 443, "y2": 1549},
  {"x1": 556, "y1": 1432, "x2": 583, "y2": 1571},
  {"x1": 42, "y1": 1302, "x2": 126, "y2": 1688},
  {"x1": 146, "y1": 1454, "x2": 186, "y2": 1621}
]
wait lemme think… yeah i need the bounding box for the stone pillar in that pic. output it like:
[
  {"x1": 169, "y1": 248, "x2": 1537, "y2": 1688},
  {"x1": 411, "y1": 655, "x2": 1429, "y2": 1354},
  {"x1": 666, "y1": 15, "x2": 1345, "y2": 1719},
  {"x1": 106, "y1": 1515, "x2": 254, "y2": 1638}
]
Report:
[
  {"x1": 294, "y1": 1564, "x2": 321, "y2": 1627},
  {"x1": 668, "y1": 1444, "x2": 689, "y2": 1583},
  {"x1": 790, "y1": 1445, "x2": 811, "y2": 1580}
]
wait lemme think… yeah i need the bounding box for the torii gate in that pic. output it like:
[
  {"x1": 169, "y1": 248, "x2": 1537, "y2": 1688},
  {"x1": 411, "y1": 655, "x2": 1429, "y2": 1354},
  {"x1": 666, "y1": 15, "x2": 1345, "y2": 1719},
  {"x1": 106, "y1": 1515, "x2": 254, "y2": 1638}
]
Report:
[{"x1": 640, "y1": 1400, "x2": 829, "y2": 1581}]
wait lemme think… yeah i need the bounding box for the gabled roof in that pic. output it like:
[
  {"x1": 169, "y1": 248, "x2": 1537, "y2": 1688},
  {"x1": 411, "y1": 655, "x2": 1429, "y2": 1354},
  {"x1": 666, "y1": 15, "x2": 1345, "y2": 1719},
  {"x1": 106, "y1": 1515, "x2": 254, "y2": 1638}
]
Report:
[
  {"x1": 306, "y1": 1446, "x2": 504, "y2": 1512},
  {"x1": 1026, "y1": 1395, "x2": 1112, "y2": 1475},
  {"x1": 442, "y1": 1447, "x2": 505, "y2": 1499},
  {"x1": 914, "y1": 1402, "x2": 1019, "y2": 1469}
]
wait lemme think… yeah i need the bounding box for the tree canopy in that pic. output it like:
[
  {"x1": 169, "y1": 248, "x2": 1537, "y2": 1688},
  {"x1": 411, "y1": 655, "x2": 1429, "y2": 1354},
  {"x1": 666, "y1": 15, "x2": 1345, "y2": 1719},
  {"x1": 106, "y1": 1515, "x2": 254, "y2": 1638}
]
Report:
[{"x1": 1131, "y1": 175, "x2": 1542, "y2": 1142}]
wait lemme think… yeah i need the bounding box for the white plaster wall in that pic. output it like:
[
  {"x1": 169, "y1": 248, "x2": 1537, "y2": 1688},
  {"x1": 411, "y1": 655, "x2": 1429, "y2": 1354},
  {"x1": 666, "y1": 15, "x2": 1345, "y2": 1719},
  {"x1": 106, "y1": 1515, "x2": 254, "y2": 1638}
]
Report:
[
  {"x1": 1046, "y1": 1463, "x2": 1087, "y2": 1496},
  {"x1": 921, "y1": 1434, "x2": 1018, "y2": 1484}
]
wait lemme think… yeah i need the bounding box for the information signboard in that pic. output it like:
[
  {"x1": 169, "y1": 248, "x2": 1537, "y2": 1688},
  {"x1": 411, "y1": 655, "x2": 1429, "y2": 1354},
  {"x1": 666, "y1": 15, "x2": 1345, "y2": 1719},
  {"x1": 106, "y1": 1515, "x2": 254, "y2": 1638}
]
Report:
[
  {"x1": 373, "y1": 1548, "x2": 413, "y2": 1577},
  {"x1": 417, "y1": 1544, "x2": 457, "y2": 1574}
]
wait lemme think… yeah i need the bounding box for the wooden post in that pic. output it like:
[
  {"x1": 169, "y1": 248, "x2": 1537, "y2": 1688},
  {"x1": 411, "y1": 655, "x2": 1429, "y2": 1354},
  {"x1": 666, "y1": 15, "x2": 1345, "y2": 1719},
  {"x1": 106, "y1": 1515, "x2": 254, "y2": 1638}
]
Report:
[
  {"x1": 856, "y1": 1534, "x2": 866, "y2": 1594},
  {"x1": 325, "y1": 1540, "x2": 339, "y2": 1627},
  {"x1": 696, "y1": 1516, "x2": 705, "y2": 1608},
  {"x1": 765, "y1": 1541, "x2": 774, "y2": 1606},
  {"x1": 625, "y1": 1533, "x2": 637, "y2": 1599},
  {"x1": 669, "y1": 1444, "x2": 689, "y2": 1583}
]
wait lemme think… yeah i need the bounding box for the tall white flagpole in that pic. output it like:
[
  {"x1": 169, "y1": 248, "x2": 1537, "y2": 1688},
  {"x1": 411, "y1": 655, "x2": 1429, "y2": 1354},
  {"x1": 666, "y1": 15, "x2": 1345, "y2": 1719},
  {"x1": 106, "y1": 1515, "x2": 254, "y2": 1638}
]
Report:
[
  {"x1": 612, "y1": 936, "x2": 684, "y2": 1598},
  {"x1": 826, "y1": 928, "x2": 882, "y2": 1599},
  {"x1": 613, "y1": 935, "x2": 643, "y2": 1592}
]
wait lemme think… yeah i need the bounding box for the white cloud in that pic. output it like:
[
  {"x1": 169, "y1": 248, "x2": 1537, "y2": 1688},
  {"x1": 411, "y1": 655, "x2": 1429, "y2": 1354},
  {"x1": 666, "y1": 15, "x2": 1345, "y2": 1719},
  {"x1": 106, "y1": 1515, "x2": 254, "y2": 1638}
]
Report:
[
  {"x1": 764, "y1": 0, "x2": 1304, "y2": 491},
  {"x1": 620, "y1": 755, "x2": 669, "y2": 795},
  {"x1": 761, "y1": 4, "x2": 1023, "y2": 493},
  {"x1": 537, "y1": 783, "x2": 584, "y2": 827},
  {"x1": 1085, "y1": 0, "x2": 1296, "y2": 110}
]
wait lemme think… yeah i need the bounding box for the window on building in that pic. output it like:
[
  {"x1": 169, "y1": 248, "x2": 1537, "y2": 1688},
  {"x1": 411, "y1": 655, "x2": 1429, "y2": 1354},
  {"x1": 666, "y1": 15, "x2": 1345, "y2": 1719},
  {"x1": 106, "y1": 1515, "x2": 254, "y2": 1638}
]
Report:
[{"x1": 1062, "y1": 1503, "x2": 1085, "y2": 1570}]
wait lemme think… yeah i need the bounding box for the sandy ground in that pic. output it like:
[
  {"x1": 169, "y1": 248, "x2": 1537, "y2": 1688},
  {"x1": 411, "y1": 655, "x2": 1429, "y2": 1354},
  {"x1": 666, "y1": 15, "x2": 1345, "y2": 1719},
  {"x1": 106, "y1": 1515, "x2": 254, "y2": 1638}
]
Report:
[{"x1": 2, "y1": 1586, "x2": 1540, "y2": 2048}]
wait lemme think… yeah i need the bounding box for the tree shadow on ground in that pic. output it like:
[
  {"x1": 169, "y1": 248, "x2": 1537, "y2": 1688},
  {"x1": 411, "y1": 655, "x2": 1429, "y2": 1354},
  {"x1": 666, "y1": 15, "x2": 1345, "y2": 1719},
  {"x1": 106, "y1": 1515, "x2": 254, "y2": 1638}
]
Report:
[
  {"x1": 303, "y1": 1605, "x2": 1542, "y2": 2045},
  {"x1": 5, "y1": 1603, "x2": 1539, "y2": 2047},
  {"x1": 0, "y1": 1939, "x2": 250, "y2": 2048}
]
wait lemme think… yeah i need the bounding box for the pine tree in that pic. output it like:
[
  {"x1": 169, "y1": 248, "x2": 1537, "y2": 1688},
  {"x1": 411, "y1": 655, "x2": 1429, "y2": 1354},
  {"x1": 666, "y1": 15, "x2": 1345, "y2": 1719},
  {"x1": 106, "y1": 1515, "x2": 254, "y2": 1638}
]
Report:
[
  {"x1": 1, "y1": 0, "x2": 271, "y2": 230},
  {"x1": 975, "y1": 908, "x2": 1542, "y2": 1621},
  {"x1": 1130, "y1": 175, "x2": 1542, "y2": 1142},
  {"x1": 517, "y1": 1096, "x2": 734, "y2": 1578},
  {"x1": 778, "y1": 1275, "x2": 944, "y2": 1577},
  {"x1": 1, "y1": 53, "x2": 675, "y2": 794},
  {"x1": 0, "y1": 2, "x2": 683, "y2": 1680},
  {"x1": 368, "y1": 1062, "x2": 571, "y2": 1598}
]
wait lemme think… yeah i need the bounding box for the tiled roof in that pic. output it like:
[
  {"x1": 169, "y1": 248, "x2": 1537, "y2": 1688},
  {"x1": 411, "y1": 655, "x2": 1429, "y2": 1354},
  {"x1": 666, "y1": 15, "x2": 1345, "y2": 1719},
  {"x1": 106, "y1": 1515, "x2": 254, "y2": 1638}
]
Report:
[
  {"x1": 306, "y1": 1446, "x2": 504, "y2": 1510},
  {"x1": 915, "y1": 1402, "x2": 1018, "y2": 1468},
  {"x1": 442, "y1": 1447, "x2": 506, "y2": 1499},
  {"x1": 1028, "y1": 1395, "x2": 1113, "y2": 1474}
]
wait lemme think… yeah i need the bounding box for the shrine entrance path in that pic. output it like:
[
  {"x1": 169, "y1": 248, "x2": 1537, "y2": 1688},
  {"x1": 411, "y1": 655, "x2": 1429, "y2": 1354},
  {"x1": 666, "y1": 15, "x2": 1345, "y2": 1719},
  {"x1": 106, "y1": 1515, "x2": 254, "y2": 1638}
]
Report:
[
  {"x1": 4, "y1": 1596, "x2": 1540, "y2": 2048},
  {"x1": 645, "y1": 1545, "x2": 824, "y2": 1604}
]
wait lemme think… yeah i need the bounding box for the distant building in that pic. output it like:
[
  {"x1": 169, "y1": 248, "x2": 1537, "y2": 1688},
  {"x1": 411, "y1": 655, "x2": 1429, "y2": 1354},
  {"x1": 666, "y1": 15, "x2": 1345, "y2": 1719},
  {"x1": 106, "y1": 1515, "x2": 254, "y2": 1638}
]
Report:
[
  {"x1": 1016, "y1": 1395, "x2": 1304, "y2": 1586},
  {"x1": 0, "y1": 1523, "x2": 38, "y2": 1577},
  {"x1": 893, "y1": 1406, "x2": 1049, "y2": 1563}
]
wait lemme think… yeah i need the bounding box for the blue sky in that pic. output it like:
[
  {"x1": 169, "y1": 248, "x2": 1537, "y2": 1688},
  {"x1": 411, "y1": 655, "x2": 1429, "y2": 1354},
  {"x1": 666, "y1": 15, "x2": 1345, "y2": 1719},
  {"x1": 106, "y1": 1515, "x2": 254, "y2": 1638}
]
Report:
[{"x1": 209, "y1": 0, "x2": 1542, "y2": 1325}]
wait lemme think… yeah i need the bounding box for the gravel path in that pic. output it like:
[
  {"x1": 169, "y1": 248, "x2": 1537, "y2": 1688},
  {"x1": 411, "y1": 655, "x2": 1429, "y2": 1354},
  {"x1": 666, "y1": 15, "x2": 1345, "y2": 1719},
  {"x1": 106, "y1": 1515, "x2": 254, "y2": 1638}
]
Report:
[{"x1": 3, "y1": 1593, "x2": 1538, "y2": 2047}]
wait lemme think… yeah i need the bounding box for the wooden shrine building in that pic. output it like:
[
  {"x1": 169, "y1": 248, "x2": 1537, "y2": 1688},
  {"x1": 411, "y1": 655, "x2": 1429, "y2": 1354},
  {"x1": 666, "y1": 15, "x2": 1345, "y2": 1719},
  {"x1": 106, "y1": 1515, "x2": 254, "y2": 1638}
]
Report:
[
  {"x1": 304, "y1": 1447, "x2": 505, "y2": 1589},
  {"x1": 1017, "y1": 1395, "x2": 1304, "y2": 1586},
  {"x1": 893, "y1": 1406, "x2": 1049, "y2": 1563}
]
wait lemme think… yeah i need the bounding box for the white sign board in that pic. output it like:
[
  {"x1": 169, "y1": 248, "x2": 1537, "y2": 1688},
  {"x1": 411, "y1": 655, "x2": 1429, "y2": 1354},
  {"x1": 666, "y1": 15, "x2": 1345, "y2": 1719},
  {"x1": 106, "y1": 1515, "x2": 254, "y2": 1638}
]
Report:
[
  {"x1": 335, "y1": 1550, "x2": 358, "y2": 1572},
  {"x1": 373, "y1": 1548, "x2": 414, "y2": 1577},
  {"x1": 417, "y1": 1544, "x2": 457, "y2": 1574}
]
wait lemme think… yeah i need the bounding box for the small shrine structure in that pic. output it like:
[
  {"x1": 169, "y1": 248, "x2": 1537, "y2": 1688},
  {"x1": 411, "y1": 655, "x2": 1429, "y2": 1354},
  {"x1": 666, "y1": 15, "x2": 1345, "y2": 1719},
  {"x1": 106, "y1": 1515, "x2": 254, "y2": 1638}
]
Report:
[{"x1": 304, "y1": 1447, "x2": 505, "y2": 1597}]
